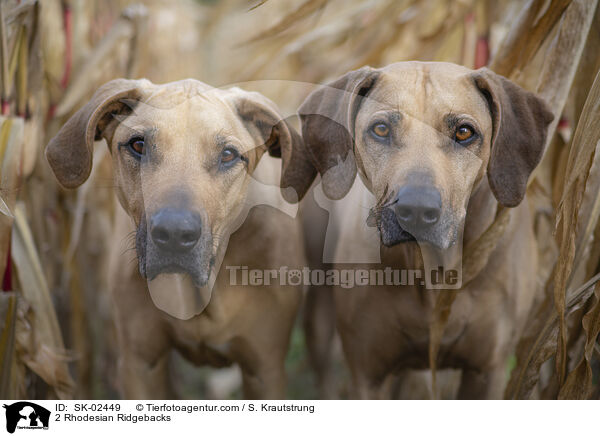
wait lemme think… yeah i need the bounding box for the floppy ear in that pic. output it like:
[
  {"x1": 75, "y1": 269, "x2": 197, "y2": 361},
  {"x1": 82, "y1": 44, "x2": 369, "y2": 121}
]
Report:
[
  {"x1": 232, "y1": 91, "x2": 316, "y2": 203},
  {"x1": 472, "y1": 68, "x2": 554, "y2": 207},
  {"x1": 45, "y1": 79, "x2": 148, "y2": 189},
  {"x1": 298, "y1": 66, "x2": 379, "y2": 200}
]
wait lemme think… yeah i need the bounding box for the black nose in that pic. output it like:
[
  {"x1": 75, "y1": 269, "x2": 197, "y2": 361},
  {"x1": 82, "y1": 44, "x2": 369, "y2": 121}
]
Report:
[
  {"x1": 150, "y1": 208, "x2": 202, "y2": 252},
  {"x1": 393, "y1": 185, "x2": 442, "y2": 230}
]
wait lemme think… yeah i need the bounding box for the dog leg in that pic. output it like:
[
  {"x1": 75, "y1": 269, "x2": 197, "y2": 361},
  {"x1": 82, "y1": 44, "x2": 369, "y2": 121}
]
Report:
[
  {"x1": 240, "y1": 363, "x2": 287, "y2": 400},
  {"x1": 118, "y1": 347, "x2": 174, "y2": 400},
  {"x1": 352, "y1": 372, "x2": 395, "y2": 399},
  {"x1": 111, "y1": 273, "x2": 175, "y2": 399},
  {"x1": 303, "y1": 286, "x2": 337, "y2": 399},
  {"x1": 341, "y1": 339, "x2": 397, "y2": 399},
  {"x1": 457, "y1": 365, "x2": 507, "y2": 399},
  {"x1": 234, "y1": 338, "x2": 287, "y2": 399},
  {"x1": 232, "y1": 310, "x2": 297, "y2": 399},
  {"x1": 114, "y1": 309, "x2": 174, "y2": 399}
]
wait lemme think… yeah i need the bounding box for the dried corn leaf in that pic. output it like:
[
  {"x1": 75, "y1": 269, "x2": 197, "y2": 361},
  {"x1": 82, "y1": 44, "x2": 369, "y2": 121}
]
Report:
[
  {"x1": 0, "y1": 115, "x2": 23, "y2": 284},
  {"x1": 242, "y1": 0, "x2": 328, "y2": 45},
  {"x1": 248, "y1": 0, "x2": 270, "y2": 12},
  {"x1": 39, "y1": 0, "x2": 65, "y2": 104},
  {"x1": 490, "y1": 0, "x2": 571, "y2": 77},
  {"x1": 0, "y1": 2, "x2": 10, "y2": 104},
  {"x1": 12, "y1": 202, "x2": 74, "y2": 399},
  {"x1": 534, "y1": 0, "x2": 598, "y2": 140},
  {"x1": 505, "y1": 272, "x2": 600, "y2": 398},
  {"x1": 554, "y1": 187, "x2": 580, "y2": 384},
  {"x1": 500, "y1": 0, "x2": 598, "y2": 398},
  {"x1": 0, "y1": 196, "x2": 12, "y2": 218},
  {"x1": 553, "y1": 67, "x2": 600, "y2": 387},
  {"x1": 558, "y1": 282, "x2": 600, "y2": 399},
  {"x1": 0, "y1": 293, "x2": 17, "y2": 398},
  {"x1": 15, "y1": 23, "x2": 27, "y2": 116},
  {"x1": 4, "y1": 0, "x2": 37, "y2": 26},
  {"x1": 7, "y1": 24, "x2": 24, "y2": 93}
]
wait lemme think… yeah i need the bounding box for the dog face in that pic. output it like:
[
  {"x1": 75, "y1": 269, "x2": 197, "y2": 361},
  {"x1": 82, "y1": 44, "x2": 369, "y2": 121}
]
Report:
[
  {"x1": 353, "y1": 63, "x2": 492, "y2": 248},
  {"x1": 111, "y1": 88, "x2": 268, "y2": 286},
  {"x1": 46, "y1": 79, "x2": 314, "y2": 287},
  {"x1": 299, "y1": 62, "x2": 553, "y2": 249}
]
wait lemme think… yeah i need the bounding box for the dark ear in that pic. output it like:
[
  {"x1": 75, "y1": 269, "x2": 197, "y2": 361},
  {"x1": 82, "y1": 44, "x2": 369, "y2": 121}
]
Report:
[
  {"x1": 232, "y1": 90, "x2": 316, "y2": 203},
  {"x1": 472, "y1": 68, "x2": 554, "y2": 207},
  {"x1": 299, "y1": 66, "x2": 379, "y2": 199},
  {"x1": 45, "y1": 79, "x2": 148, "y2": 189}
]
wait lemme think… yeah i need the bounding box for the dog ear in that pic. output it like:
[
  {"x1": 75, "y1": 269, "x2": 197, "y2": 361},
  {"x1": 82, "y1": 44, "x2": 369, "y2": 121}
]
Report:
[
  {"x1": 45, "y1": 79, "x2": 148, "y2": 189},
  {"x1": 232, "y1": 91, "x2": 317, "y2": 203},
  {"x1": 298, "y1": 66, "x2": 379, "y2": 200},
  {"x1": 472, "y1": 68, "x2": 554, "y2": 207}
]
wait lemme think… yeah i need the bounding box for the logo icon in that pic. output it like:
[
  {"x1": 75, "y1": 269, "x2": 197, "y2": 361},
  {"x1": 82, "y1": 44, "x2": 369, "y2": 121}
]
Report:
[{"x1": 3, "y1": 402, "x2": 50, "y2": 434}]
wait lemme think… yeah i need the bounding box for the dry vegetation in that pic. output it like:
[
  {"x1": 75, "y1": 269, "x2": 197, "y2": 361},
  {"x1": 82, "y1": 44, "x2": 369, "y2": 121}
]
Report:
[{"x1": 0, "y1": 0, "x2": 598, "y2": 399}]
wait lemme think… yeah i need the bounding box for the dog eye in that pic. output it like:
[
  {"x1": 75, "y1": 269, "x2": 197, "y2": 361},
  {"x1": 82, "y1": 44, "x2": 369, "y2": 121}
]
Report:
[
  {"x1": 454, "y1": 125, "x2": 475, "y2": 144},
  {"x1": 220, "y1": 147, "x2": 240, "y2": 166},
  {"x1": 371, "y1": 122, "x2": 390, "y2": 138},
  {"x1": 127, "y1": 137, "x2": 145, "y2": 156}
]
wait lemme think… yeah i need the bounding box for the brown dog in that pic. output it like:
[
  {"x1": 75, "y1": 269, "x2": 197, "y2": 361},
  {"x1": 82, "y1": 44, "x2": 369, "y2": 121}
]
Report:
[
  {"x1": 297, "y1": 62, "x2": 553, "y2": 399},
  {"x1": 46, "y1": 79, "x2": 316, "y2": 399}
]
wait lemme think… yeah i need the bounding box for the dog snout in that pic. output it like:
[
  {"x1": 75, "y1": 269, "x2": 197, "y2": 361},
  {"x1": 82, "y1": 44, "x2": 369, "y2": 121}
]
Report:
[
  {"x1": 393, "y1": 185, "x2": 442, "y2": 230},
  {"x1": 150, "y1": 208, "x2": 202, "y2": 252}
]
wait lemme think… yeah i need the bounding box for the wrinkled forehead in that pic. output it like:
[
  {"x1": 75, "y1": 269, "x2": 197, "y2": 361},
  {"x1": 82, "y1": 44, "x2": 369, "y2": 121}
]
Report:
[
  {"x1": 365, "y1": 62, "x2": 491, "y2": 127},
  {"x1": 114, "y1": 87, "x2": 252, "y2": 150}
]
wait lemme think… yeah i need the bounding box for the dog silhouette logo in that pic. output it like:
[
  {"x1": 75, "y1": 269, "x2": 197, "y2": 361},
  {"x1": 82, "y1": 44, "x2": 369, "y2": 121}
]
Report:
[{"x1": 2, "y1": 402, "x2": 50, "y2": 433}]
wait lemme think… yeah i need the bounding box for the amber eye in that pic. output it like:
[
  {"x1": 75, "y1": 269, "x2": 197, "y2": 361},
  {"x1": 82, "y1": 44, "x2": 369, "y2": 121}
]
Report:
[
  {"x1": 220, "y1": 147, "x2": 239, "y2": 166},
  {"x1": 455, "y1": 125, "x2": 475, "y2": 143},
  {"x1": 371, "y1": 122, "x2": 390, "y2": 138},
  {"x1": 127, "y1": 137, "x2": 144, "y2": 156}
]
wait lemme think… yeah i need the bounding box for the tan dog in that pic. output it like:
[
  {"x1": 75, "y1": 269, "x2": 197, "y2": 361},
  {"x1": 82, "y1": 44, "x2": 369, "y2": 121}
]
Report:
[
  {"x1": 46, "y1": 79, "x2": 316, "y2": 399},
  {"x1": 297, "y1": 62, "x2": 553, "y2": 399}
]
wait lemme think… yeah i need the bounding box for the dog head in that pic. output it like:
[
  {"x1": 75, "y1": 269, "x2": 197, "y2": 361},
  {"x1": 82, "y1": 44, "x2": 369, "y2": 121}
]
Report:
[
  {"x1": 46, "y1": 79, "x2": 314, "y2": 287},
  {"x1": 299, "y1": 62, "x2": 553, "y2": 249}
]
